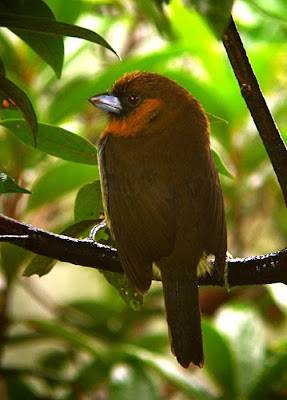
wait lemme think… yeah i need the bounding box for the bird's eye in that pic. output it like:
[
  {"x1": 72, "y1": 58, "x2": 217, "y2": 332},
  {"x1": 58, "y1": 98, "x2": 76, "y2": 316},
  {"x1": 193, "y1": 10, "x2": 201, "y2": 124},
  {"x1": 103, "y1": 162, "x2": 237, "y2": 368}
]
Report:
[{"x1": 127, "y1": 94, "x2": 141, "y2": 106}]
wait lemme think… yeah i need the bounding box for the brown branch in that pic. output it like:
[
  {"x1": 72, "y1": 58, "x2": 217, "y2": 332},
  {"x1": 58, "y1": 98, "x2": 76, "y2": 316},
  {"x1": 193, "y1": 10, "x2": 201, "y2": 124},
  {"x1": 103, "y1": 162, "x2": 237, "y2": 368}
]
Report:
[
  {"x1": 223, "y1": 16, "x2": 287, "y2": 206},
  {"x1": 0, "y1": 214, "x2": 286, "y2": 287}
]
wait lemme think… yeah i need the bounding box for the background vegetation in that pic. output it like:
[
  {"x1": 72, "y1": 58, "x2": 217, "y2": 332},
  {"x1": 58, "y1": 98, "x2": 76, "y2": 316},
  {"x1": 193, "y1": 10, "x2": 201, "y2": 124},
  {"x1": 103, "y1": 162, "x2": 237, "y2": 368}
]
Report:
[{"x1": 0, "y1": 0, "x2": 287, "y2": 399}]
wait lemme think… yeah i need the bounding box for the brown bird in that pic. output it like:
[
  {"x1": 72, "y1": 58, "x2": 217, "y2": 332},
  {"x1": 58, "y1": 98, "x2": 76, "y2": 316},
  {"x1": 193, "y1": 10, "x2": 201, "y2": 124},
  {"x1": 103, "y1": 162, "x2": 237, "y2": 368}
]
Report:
[{"x1": 89, "y1": 71, "x2": 227, "y2": 368}]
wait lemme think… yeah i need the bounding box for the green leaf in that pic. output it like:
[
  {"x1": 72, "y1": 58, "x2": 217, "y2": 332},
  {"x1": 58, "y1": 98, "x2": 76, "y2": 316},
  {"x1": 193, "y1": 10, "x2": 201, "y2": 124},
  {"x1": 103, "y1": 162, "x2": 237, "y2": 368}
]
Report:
[
  {"x1": 1, "y1": 119, "x2": 98, "y2": 165},
  {"x1": 134, "y1": 0, "x2": 173, "y2": 38},
  {"x1": 202, "y1": 319, "x2": 236, "y2": 397},
  {"x1": 6, "y1": 378, "x2": 37, "y2": 400},
  {"x1": 0, "y1": 0, "x2": 64, "y2": 78},
  {"x1": 248, "y1": 350, "x2": 287, "y2": 399},
  {"x1": 27, "y1": 161, "x2": 99, "y2": 210},
  {"x1": 0, "y1": 12, "x2": 119, "y2": 60},
  {"x1": 188, "y1": 0, "x2": 234, "y2": 38},
  {"x1": 23, "y1": 219, "x2": 98, "y2": 277},
  {"x1": 0, "y1": 58, "x2": 5, "y2": 75},
  {"x1": 121, "y1": 346, "x2": 217, "y2": 399},
  {"x1": 102, "y1": 271, "x2": 143, "y2": 312},
  {"x1": 109, "y1": 363, "x2": 160, "y2": 400},
  {"x1": 247, "y1": 0, "x2": 287, "y2": 23},
  {"x1": 61, "y1": 219, "x2": 100, "y2": 238},
  {"x1": 0, "y1": 243, "x2": 29, "y2": 282},
  {"x1": 215, "y1": 304, "x2": 267, "y2": 399},
  {"x1": 212, "y1": 149, "x2": 234, "y2": 179},
  {"x1": 74, "y1": 181, "x2": 103, "y2": 222},
  {"x1": 25, "y1": 319, "x2": 102, "y2": 359},
  {"x1": 39, "y1": 349, "x2": 70, "y2": 371},
  {"x1": 76, "y1": 359, "x2": 110, "y2": 391},
  {"x1": 0, "y1": 75, "x2": 37, "y2": 142},
  {"x1": 0, "y1": 172, "x2": 30, "y2": 194},
  {"x1": 23, "y1": 254, "x2": 57, "y2": 278},
  {"x1": 207, "y1": 112, "x2": 228, "y2": 125}
]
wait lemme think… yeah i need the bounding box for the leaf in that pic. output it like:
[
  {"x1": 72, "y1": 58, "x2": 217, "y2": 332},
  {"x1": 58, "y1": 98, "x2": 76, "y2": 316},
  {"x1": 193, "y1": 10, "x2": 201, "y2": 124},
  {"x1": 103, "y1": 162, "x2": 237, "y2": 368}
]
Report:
[
  {"x1": 248, "y1": 350, "x2": 287, "y2": 399},
  {"x1": 0, "y1": 75, "x2": 37, "y2": 143},
  {"x1": 134, "y1": 0, "x2": 174, "y2": 38},
  {"x1": 0, "y1": 243, "x2": 29, "y2": 282},
  {"x1": 215, "y1": 304, "x2": 267, "y2": 399},
  {"x1": 23, "y1": 254, "x2": 57, "y2": 278},
  {"x1": 102, "y1": 271, "x2": 143, "y2": 312},
  {"x1": 76, "y1": 359, "x2": 110, "y2": 391},
  {"x1": 212, "y1": 149, "x2": 234, "y2": 179},
  {"x1": 202, "y1": 319, "x2": 236, "y2": 397},
  {"x1": 27, "y1": 161, "x2": 99, "y2": 210},
  {"x1": 0, "y1": 0, "x2": 64, "y2": 78},
  {"x1": 188, "y1": 0, "x2": 235, "y2": 38},
  {"x1": 109, "y1": 363, "x2": 160, "y2": 400},
  {"x1": 6, "y1": 378, "x2": 38, "y2": 400},
  {"x1": 74, "y1": 181, "x2": 103, "y2": 222},
  {"x1": 207, "y1": 112, "x2": 228, "y2": 125},
  {"x1": 121, "y1": 345, "x2": 218, "y2": 399},
  {"x1": 1, "y1": 119, "x2": 98, "y2": 165},
  {"x1": 0, "y1": 58, "x2": 5, "y2": 75},
  {"x1": 25, "y1": 319, "x2": 102, "y2": 359},
  {"x1": 0, "y1": 12, "x2": 119, "y2": 60},
  {"x1": 23, "y1": 219, "x2": 98, "y2": 277},
  {"x1": 247, "y1": 0, "x2": 287, "y2": 23},
  {"x1": 0, "y1": 172, "x2": 30, "y2": 194},
  {"x1": 61, "y1": 219, "x2": 100, "y2": 238}
]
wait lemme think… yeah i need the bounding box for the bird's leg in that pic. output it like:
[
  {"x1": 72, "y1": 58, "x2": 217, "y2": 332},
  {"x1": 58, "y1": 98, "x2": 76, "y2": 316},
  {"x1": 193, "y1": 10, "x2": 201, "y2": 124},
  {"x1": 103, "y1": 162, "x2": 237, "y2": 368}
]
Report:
[
  {"x1": 89, "y1": 219, "x2": 107, "y2": 241},
  {"x1": 223, "y1": 251, "x2": 233, "y2": 292}
]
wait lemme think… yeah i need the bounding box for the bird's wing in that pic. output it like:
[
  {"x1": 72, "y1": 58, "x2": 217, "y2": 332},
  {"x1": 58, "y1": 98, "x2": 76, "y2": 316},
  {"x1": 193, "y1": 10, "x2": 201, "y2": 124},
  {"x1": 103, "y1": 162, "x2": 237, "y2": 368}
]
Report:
[
  {"x1": 190, "y1": 165, "x2": 227, "y2": 277},
  {"x1": 99, "y1": 137, "x2": 177, "y2": 293}
]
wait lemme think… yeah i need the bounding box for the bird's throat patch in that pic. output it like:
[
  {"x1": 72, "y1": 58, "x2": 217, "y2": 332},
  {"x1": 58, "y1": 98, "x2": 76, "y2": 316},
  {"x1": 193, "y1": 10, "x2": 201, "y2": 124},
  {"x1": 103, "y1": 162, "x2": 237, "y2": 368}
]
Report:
[{"x1": 101, "y1": 98, "x2": 162, "y2": 138}]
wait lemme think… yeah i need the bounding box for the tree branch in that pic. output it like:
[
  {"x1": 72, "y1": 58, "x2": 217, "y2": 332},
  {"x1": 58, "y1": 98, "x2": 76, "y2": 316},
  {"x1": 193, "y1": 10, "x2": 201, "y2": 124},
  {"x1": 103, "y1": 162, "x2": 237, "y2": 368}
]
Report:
[
  {"x1": 1, "y1": 214, "x2": 286, "y2": 287},
  {"x1": 223, "y1": 16, "x2": 287, "y2": 206}
]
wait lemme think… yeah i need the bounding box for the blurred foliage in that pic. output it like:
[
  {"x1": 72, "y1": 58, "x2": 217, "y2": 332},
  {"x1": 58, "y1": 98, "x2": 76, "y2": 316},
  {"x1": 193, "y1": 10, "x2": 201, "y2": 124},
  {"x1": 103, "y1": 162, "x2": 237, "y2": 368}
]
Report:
[{"x1": 0, "y1": 0, "x2": 287, "y2": 399}]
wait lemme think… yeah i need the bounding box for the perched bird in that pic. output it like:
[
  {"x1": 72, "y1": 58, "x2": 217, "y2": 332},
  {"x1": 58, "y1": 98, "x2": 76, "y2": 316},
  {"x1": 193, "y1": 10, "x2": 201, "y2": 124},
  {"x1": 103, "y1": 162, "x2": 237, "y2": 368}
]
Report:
[{"x1": 89, "y1": 71, "x2": 227, "y2": 368}]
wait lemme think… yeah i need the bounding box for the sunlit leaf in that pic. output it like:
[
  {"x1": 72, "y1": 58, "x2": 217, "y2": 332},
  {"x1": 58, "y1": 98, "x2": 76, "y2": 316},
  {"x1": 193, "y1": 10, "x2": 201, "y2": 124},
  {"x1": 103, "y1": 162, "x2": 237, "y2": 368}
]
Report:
[
  {"x1": 109, "y1": 363, "x2": 160, "y2": 400},
  {"x1": 247, "y1": 0, "x2": 287, "y2": 23},
  {"x1": 215, "y1": 304, "x2": 267, "y2": 399},
  {"x1": 249, "y1": 350, "x2": 287, "y2": 399},
  {"x1": 121, "y1": 345, "x2": 218, "y2": 399},
  {"x1": 1, "y1": 119, "x2": 98, "y2": 165},
  {"x1": 188, "y1": 0, "x2": 234, "y2": 38},
  {"x1": 202, "y1": 320, "x2": 236, "y2": 397},
  {"x1": 212, "y1": 149, "x2": 234, "y2": 179}
]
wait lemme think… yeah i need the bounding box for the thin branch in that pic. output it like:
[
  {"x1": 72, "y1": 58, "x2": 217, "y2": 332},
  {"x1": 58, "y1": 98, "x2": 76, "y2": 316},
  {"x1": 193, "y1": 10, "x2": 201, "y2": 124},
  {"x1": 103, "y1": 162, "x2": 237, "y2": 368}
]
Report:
[
  {"x1": 0, "y1": 214, "x2": 286, "y2": 287},
  {"x1": 223, "y1": 16, "x2": 287, "y2": 206}
]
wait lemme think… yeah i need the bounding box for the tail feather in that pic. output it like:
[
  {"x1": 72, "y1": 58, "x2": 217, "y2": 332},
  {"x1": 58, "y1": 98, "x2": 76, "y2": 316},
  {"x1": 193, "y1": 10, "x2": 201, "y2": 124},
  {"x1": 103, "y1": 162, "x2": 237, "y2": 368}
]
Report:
[{"x1": 161, "y1": 272, "x2": 203, "y2": 368}]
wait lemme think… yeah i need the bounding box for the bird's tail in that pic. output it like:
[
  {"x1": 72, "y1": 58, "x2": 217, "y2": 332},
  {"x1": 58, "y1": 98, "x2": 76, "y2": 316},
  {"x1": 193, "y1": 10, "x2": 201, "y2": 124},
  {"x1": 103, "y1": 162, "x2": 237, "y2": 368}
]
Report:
[{"x1": 161, "y1": 270, "x2": 203, "y2": 368}]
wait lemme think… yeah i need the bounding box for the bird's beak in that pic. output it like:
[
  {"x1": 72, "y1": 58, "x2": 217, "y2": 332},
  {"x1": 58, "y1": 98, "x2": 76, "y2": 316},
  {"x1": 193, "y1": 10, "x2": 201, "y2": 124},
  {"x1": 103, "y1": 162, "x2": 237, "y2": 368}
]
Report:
[{"x1": 89, "y1": 93, "x2": 122, "y2": 115}]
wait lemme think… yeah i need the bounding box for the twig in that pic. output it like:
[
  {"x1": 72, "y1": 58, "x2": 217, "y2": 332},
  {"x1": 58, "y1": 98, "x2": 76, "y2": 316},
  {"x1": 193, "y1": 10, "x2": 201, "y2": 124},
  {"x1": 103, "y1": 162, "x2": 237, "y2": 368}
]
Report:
[
  {"x1": 0, "y1": 214, "x2": 286, "y2": 287},
  {"x1": 223, "y1": 16, "x2": 287, "y2": 206}
]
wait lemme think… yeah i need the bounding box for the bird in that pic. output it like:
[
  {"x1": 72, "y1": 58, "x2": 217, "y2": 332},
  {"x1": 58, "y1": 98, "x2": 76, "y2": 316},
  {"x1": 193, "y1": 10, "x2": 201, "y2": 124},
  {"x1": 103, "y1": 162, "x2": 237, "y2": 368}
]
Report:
[{"x1": 89, "y1": 71, "x2": 227, "y2": 368}]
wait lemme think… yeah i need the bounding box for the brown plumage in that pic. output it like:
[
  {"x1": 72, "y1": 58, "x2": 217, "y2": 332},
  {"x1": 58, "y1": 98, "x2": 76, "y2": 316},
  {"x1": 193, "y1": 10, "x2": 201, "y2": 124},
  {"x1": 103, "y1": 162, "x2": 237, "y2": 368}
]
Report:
[{"x1": 89, "y1": 71, "x2": 227, "y2": 368}]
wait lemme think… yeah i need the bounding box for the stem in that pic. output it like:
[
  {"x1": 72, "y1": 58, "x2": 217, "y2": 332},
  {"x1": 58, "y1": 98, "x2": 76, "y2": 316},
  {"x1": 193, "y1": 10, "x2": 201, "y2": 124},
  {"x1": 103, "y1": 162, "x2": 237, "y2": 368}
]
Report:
[
  {"x1": 223, "y1": 16, "x2": 287, "y2": 206},
  {"x1": 1, "y1": 214, "x2": 287, "y2": 287}
]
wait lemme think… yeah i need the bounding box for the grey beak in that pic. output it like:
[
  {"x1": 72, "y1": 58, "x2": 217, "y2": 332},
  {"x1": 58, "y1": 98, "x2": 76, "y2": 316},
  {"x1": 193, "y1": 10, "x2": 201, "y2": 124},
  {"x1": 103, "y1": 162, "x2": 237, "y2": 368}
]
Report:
[{"x1": 89, "y1": 93, "x2": 122, "y2": 115}]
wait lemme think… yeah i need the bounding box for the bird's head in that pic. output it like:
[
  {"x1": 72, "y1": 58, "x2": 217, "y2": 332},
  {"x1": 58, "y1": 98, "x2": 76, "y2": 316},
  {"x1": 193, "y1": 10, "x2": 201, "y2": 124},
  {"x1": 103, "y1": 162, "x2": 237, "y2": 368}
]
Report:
[{"x1": 89, "y1": 71, "x2": 208, "y2": 139}]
